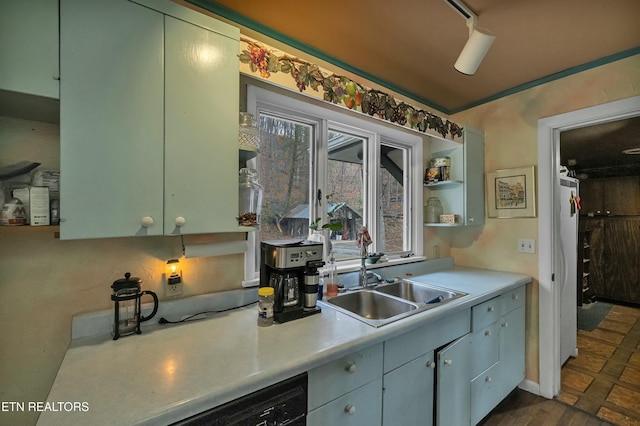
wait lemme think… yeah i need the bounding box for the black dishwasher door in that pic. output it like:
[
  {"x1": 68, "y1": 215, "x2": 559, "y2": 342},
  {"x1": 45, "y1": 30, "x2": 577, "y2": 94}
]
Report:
[{"x1": 172, "y1": 373, "x2": 307, "y2": 426}]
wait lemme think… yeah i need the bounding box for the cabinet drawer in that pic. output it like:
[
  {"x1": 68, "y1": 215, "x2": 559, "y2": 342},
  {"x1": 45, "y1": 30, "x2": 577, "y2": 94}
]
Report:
[
  {"x1": 470, "y1": 361, "x2": 502, "y2": 425},
  {"x1": 307, "y1": 378, "x2": 382, "y2": 426},
  {"x1": 308, "y1": 343, "x2": 383, "y2": 410},
  {"x1": 471, "y1": 297, "x2": 500, "y2": 331},
  {"x1": 384, "y1": 309, "x2": 470, "y2": 373},
  {"x1": 470, "y1": 322, "x2": 499, "y2": 379},
  {"x1": 500, "y1": 285, "x2": 525, "y2": 314}
]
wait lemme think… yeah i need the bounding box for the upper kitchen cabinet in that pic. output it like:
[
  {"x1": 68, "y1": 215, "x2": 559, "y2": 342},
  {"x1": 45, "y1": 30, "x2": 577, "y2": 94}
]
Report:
[
  {"x1": 579, "y1": 176, "x2": 640, "y2": 216},
  {"x1": 60, "y1": 0, "x2": 240, "y2": 239},
  {"x1": 424, "y1": 127, "x2": 485, "y2": 227},
  {"x1": 0, "y1": 0, "x2": 60, "y2": 99}
]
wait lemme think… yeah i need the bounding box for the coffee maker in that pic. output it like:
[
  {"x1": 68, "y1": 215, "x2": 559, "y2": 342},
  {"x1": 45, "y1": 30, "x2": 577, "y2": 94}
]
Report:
[{"x1": 260, "y1": 239, "x2": 324, "y2": 323}]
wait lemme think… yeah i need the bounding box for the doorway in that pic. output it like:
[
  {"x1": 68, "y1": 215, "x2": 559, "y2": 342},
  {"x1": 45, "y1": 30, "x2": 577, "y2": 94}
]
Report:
[{"x1": 537, "y1": 95, "x2": 640, "y2": 399}]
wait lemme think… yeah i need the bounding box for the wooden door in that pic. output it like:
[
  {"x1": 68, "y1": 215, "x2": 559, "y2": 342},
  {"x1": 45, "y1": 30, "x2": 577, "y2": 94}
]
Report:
[
  {"x1": 604, "y1": 217, "x2": 640, "y2": 303},
  {"x1": 604, "y1": 177, "x2": 640, "y2": 216},
  {"x1": 579, "y1": 179, "x2": 604, "y2": 216}
]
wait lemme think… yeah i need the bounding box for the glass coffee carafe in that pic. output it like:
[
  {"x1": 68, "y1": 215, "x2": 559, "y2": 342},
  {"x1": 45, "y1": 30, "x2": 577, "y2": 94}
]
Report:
[
  {"x1": 270, "y1": 272, "x2": 299, "y2": 308},
  {"x1": 110, "y1": 273, "x2": 159, "y2": 340}
]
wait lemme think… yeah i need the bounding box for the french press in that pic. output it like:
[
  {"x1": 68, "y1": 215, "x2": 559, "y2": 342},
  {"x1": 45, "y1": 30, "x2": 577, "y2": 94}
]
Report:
[{"x1": 110, "y1": 272, "x2": 159, "y2": 340}]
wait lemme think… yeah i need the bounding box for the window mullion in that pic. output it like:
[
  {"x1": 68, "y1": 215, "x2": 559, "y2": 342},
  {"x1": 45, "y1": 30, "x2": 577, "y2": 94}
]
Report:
[
  {"x1": 368, "y1": 134, "x2": 381, "y2": 254},
  {"x1": 312, "y1": 119, "x2": 330, "y2": 232}
]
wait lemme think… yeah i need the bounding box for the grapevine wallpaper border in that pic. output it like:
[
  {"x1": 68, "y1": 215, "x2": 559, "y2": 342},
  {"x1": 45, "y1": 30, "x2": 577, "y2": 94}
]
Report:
[{"x1": 239, "y1": 37, "x2": 463, "y2": 140}]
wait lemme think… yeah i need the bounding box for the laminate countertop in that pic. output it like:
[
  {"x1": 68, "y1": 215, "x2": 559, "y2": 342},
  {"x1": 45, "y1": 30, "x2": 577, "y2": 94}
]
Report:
[{"x1": 36, "y1": 260, "x2": 531, "y2": 425}]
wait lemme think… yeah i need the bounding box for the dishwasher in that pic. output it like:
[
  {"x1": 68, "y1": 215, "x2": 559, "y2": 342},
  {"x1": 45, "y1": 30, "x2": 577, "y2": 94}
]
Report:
[{"x1": 171, "y1": 373, "x2": 307, "y2": 426}]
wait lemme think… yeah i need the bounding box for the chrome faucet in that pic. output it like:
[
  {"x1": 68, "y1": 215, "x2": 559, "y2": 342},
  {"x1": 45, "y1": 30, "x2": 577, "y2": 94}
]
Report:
[
  {"x1": 359, "y1": 255, "x2": 368, "y2": 288},
  {"x1": 359, "y1": 256, "x2": 384, "y2": 288}
]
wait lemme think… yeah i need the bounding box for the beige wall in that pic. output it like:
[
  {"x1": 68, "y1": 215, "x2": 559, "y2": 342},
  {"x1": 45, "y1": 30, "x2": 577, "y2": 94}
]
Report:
[
  {"x1": 450, "y1": 54, "x2": 640, "y2": 384},
  {"x1": 0, "y1": 119, "x2": 246, "y2": 424},
  {"x1": 2, "y1": 51, "x2": 639, "y2": 425}
]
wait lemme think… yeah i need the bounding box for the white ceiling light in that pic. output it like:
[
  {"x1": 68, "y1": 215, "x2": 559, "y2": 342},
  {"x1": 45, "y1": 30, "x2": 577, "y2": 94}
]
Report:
[{"x1": 445, "y1": 0, "x2": 496, "y2": 75}]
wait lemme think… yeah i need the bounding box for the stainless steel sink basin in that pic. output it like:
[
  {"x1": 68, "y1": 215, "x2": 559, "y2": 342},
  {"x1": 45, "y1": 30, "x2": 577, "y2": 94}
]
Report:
[
  {"x1": 321, "y1": 280, "x2": 468, "y2": 327},
  {"x1": 375, "y1": 281, "x2": 467, "y2": 305},
  {"x1": 327, "y1": 290, "x2": 417, "y2": 319}
]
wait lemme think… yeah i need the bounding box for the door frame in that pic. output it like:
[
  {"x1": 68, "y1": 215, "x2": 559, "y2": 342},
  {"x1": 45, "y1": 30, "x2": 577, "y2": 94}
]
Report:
[{"x1": 537, "y1": 95, "x2": 640, "y2": 398}]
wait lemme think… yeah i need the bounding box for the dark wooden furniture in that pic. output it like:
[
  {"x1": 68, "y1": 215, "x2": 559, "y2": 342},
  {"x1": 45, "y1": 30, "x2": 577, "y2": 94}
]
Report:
[{"x1": 579, "y1": 217, "x2": 640, "y2": 305}]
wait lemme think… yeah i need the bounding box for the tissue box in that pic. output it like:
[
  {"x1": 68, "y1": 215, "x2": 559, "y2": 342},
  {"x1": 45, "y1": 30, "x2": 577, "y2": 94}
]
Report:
[
  {"x1": 439, "y1": 214, "x2": 458, "y2": 224},
  {"x1": 13, "y1": 187, "x2": 50, "y2": 226}
]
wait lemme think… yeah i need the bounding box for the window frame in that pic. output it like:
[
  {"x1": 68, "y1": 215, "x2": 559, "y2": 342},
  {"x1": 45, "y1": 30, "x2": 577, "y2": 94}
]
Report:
[{"x1": 243, "y1": 84, "x2": 423, "y2": 286}]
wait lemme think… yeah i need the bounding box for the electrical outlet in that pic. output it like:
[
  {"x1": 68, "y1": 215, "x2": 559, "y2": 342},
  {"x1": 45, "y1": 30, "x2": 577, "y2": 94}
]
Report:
[
  {"x1": 517, "y1": 238, "x2": 536, "y2": 254},
  {"x1": 166, "y1": 282, "x2": 183, "y2": 297}
]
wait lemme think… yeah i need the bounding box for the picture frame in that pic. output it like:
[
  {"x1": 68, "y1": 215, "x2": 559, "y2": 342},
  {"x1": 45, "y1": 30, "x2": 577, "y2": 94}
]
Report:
[{"x1": 486, "y1": 166, "x2": 537, "y2": 218}]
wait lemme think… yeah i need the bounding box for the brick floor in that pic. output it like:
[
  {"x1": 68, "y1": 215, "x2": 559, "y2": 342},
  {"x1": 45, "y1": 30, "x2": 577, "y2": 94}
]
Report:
[{"x1": 560, "y1": 304, "x2": 640, "y2": 425}]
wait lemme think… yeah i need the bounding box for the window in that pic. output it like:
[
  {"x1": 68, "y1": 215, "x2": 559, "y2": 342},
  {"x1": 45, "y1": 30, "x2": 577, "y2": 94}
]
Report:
[{"x1": 244, "y1": 84, "x2": 423, "y2": 283}]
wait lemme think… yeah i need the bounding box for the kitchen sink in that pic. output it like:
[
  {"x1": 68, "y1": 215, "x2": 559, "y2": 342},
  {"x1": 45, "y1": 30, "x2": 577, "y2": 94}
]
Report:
[
  {"x1": 327, "y1": 290, "x2": 417, "y2": 322},
  {"x1": 321, "y1": 280, "x2": 468, "y2": 327},
  {"x1": 375, "y1": 281, "x2": 467, "y2": 304}
]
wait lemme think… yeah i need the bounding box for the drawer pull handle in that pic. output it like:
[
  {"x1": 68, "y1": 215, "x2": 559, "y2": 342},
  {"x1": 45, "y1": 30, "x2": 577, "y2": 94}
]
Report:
[
  {"x1": 344, "y1": 404, "x2": 356, "y2": 415},
  {"x1": 487, "y1": 306, "x2": 495, "y2": 312},
  {"x1": 485, "y1": 330, "x2": 492, "y2": 336},
  {"x1": 502, "y1": 322, "x2": 509, "y2": 328},
  {"x1": 426, "y1": 360, "x2": 436, "y2": 369},
  {"x1": 512, "y1": 294, "x2": 519, "y2": 300},
  {"x1": 444, "y1": 358, "x2": 452, "y2": 366},
  {"x1": 485, "y1": 376, "x2": 492, "y2": 383},
  {"x1": 141, "y1": 216, "x2": 154, "y2": 228},
  {"x1": 345, "y1": 362, "x2": 357, "y2": 374},
  {"x1": 175, "y1": 216, "x2": 186, "y2": 227}
]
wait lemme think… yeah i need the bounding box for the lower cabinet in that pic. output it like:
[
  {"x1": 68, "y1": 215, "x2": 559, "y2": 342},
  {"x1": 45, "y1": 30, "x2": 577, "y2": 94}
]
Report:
[
  {"x1": 383, "y1": 309, "x2": 471, "y2": 426},
  {"x1": 307, "y1": 285, "x2": 527, "y2": 426},
  {"x1": 469, "y1": 286, "x2": 526, "y2": 425},
  {"x1": 383, "y1": 351, "x2": 435, "y2": 425},
  {"x1": 307, "y1": 378, "x2": 382, "y2": 426},
  {"x1": 307, "y1": 343, "x2": 383, "y2": 426}
]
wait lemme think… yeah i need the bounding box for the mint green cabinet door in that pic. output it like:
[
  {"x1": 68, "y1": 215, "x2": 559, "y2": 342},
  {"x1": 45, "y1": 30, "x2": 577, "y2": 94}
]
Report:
[
  {"x1": 164, "y1": 16, "x2": 239, "y2": 235},
  {"x1": 498, "y1": 305, "x2": 526, "y2": 394},
  {"x1": 437, "y1": 333, "x2": 471, "y2": 426},
  {"x1": 383, "y1": 352, "x2": 435, "y2": 426},
  {"x1": 60, "y1": 0, "x2": 164, "y2": 239},
  {"x1": 463, "y1": 127, "x2": 484, "y2": 226},
  {"x1": 0, "y1": 0, "x2": 59, "y2": 98}
]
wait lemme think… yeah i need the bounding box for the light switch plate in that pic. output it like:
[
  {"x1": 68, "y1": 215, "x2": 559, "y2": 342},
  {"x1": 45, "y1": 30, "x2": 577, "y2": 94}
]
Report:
[{"x1": 518, "y1": 238, "x2": 536, "y2": 254}]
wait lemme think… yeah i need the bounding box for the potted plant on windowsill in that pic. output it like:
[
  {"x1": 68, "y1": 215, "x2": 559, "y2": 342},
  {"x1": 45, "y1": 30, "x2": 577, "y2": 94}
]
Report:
[{"x1": 308, "y1": 197, "x2": 344, "y2": 261}]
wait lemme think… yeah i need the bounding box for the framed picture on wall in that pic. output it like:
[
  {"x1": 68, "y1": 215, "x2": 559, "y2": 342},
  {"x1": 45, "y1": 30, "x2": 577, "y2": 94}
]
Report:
[{"x1": 487, "y1": 166, "x2": 537, "y2": 218}]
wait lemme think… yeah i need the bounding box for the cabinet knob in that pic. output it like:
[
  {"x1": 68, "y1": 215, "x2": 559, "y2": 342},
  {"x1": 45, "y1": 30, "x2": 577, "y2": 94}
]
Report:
[
  {"x1": 344, "y1": 404, "x2": 356, "y2": 415},
  {"x1": 175, "y1": 216, "x2": 186, "y2": 227},
  {"x1": 140, "y1": 216, "x2": 154, "y2": 228},
  {"x1": 485, "y1": 376, "x2": 492, "y2": 383},
  {"x1": 485, "y1": 330, "x2": 492, "y2": 336},
  {"x1": 426, "y1": 360, "x2": 436, "y2": 369},
  {"x1": 487, "y1": 306, "x2": 495, "y2": 312},
  {"x1": 469, "y1": 217, "x2": 474, "y2": 222},
  {"x1": 444, "y1": 358, "x2": 452, "y2": 366},
  {"x1": 502, "y1": 322, "x2": 509, "y2": 328},
  {"x1": 345, "y1": 362, "x2": 357, "y2": 374},
  {"x1": 512, "y1": 294, "x2": 519, "y2": 300}
]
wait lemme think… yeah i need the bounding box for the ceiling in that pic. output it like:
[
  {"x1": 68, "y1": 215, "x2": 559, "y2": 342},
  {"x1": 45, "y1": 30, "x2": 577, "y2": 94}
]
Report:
[
  {"x1": 185, "y1": 0, "x2": 640, "y2": 179},
  {"x1": 560, "y1": 116, "x2": 640, "y2": 179},
  {"x1": 192, "y1": 0, "x2": 640, "y2": 114}
]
